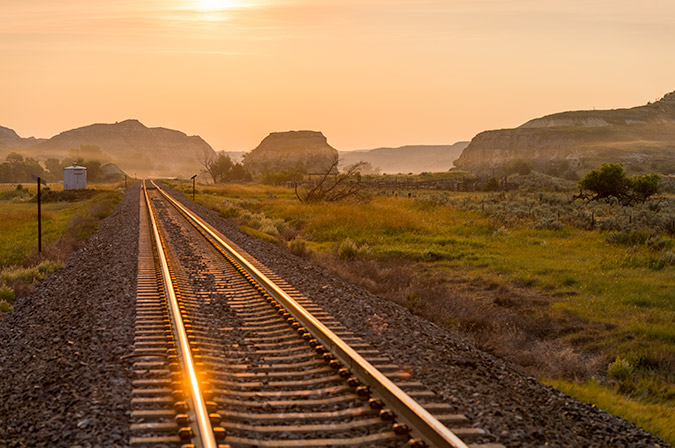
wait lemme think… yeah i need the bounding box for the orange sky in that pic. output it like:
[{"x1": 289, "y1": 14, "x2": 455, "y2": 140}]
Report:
[{"x1": 2, "y1": 0, "x2": 675, "y2": 151}]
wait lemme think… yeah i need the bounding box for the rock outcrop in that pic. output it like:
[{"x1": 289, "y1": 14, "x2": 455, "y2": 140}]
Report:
[
  {"x1": 32, "y1": 119, "x2": 214, "y2": 177},
  {"x1": 244, "y1": 131, "x2": 339, "y2": 174},
  {"x1": 454, "y1": 91, "x2": 675, "y2": 174}
]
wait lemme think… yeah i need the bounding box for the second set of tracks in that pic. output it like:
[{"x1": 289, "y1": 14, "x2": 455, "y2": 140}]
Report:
[{"x1": 129, "y1": 180, "x2": 499, "y2": 448}]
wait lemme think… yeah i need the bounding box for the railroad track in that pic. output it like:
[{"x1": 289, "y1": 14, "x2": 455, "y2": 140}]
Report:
[{"x1": 129, "y1": 180, "x2": 500, "y2": 448}]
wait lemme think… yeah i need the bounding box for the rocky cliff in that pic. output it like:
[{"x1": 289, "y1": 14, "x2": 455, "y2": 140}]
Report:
[
  {"x1": 454, "y1": 91, "x2": 675, "y2": 174},
  {"x1": 244, "y1": 131, "x2": 339, "y2": 174},
  {"x1": 31, "y1": 119, "x2": 214, "y2": 177}
]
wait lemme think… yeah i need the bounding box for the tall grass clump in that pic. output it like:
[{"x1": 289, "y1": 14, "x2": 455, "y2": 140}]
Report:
[
  {"x1": 608, "y1": 356, "x2": 633, "y2": 382},
  {"x1": 0, "y1": 284, "x2": 15, "y2": 302},
  {"x1": 337, "y1": 238, "x2": 370, "y2": 259},
  {"x1": 288, "y1": 239, "x2": 310, "y2": 258}
]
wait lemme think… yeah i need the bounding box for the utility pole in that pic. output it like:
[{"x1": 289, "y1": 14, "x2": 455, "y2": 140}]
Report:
[
  {"x1": 31, "y1": 175, "x2": 47, "y2": 252},
  {"x1": 191, "y1": 174, "x2": 197, "y2": 201}
]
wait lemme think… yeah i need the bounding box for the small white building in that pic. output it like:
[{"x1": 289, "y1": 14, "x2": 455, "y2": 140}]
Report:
[{"x1": 63, "y1": 163, "x2": 87, "y2": 190}]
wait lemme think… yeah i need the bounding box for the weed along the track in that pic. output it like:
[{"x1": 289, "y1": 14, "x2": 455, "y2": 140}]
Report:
[{"x1": 167, "y1": 178, "x2": 675, "y2": 445}]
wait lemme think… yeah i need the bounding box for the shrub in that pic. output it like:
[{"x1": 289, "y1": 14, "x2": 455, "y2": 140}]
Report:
[
  {"x1": 605, "y1": 230, "x2": 651, "y2": 247},
  {"x1": 608, "y1": 356, "x2": 633, "y2": 382},
  {"x1": 405, "y1": 292, "x2": 420, "y2": 312},
  {"x1": 649, "y1": 251, "x2": 675, "y2": 270},
  {"x1": 0, "y1": 300, "x2": 12, "y2": 313},
  {"x1": 338, "y1": 238, "x2": 359, "y2": 259},
  {"x1": 288, "y1": 239, "x2": 309, "y2": 257},
  {"x1": 260, "y1": 221, "x2": 280, "y2": 236},
  {"x1": 0, "y1": 260, "x2": 63, "y2": 285},
  {"x1": 36, "y1": 260, "x2": 62, "y2": 275},
  {"x1": 0, "y1": 285, "x2": 15, "y2": 302},
  {"x1": 337, "y1": 238, "x2": 370, "y2": 260},
  {"x1": 646, "y1": 236, "x2": 673, "y2": 252},
  {"x1": 483, "y1": 178, "x2": 500, "y2": 192}
]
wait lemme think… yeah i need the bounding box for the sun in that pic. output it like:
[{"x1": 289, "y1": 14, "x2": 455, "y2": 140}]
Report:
[{"x1": 193, "y1": 0, "x2": 243, "y2": 11}]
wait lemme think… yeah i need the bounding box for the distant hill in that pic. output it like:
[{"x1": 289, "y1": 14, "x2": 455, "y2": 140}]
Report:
[
  {"x1": 339, "y1": 143, "x2": 469, "y2": 174},
  {"x1": 454, "y1": 91, "x2": 675, "y2": 175},
  {"x1": 244, "y1": 131, "x2": 338, "y2": 174},
  {"x1": 0, "y1": 126, "x2": 45, "y2": 153},
  {"x1": 28, "y1": 119, "x2": 214, "y2": 177}
]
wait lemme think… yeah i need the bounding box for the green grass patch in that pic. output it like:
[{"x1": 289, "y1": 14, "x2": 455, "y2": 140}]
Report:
[
  {"x1": 239, "y1": 225, "x2": 279, "y2": 244},
  {"x1": 0, "y1": 201, "x2": 82, "y2": 267},
  {"x1": 547, "y1": 378, "x2": 674, "y2": 446}
]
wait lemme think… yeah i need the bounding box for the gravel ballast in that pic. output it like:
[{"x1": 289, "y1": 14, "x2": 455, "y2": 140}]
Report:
[
  {"x1": 0, "y1": 182, "x2": 669, "y2": 448},
  {"x1": 162, "y1": 183, "x2": 670, "y2": 448},
  {"x1": 0, "y1": 185, "x2": 139, "y2": 448}
]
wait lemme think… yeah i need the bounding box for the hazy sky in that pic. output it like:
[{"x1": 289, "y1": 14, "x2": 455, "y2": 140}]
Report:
[{"x1": 2, "y1": 0, "x2": 675, "y2": 151}]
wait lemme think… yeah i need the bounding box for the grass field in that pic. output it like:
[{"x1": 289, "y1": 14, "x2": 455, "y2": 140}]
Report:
[
  {"x1": 0, "y1": 183, "x2": 123, "y2": 312},
  {"x1": 168, "y1": 180, "x2": 674, "y2": 444}
]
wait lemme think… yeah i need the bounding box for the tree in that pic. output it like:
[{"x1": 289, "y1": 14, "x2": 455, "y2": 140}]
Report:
[
  {"x1": 578, "y1": 163, "x2": 631, "y2": 202},
  {"x1": 632, "y1": 173, "x2": 660, "y2": 202},
  {"x1": 577, "y1": 163, "x2": 660, "y2": 204},
  {"x1": 210, "y1": 153, "x2": 234, "y2": 183},
  {"x1": 45, "y1": 158, "x2": 63, "y2": 181},
  {"x1": 197, "y1": 147, "x2": 219, "y2": 183},
  {"x1": 483, "y1": 178, "x2": 500, "y2": 192},
  {"x1": 295, "y1": 160, "x2": 365, "y2": 202},
  {"x1": 197, "y1": 149, "x2": 249, "y2": 183},
  {"x1": 507, "y1": 159, "x2": 532, "y2": 176}
]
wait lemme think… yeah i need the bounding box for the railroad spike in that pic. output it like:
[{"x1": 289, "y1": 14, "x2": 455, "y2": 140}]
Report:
[
  {"x1": 175, "y1": 414, "x2": 190, "y2": 426},
  {"x1": 178, "y1": 426, "x2": 193, "y2": 441},
  {"x1": 209, "y1": 413, "x2": 222, "y2": 425},
  {"x1": 379, "y1": 409, "x2": 395, "y2": 421},
  {"x1": 174, "y1": 401, "x2": 188, "y2": 413},
  {"x1": 213, "y1": 427, "x2": 227, "y2": 440},
  {"x1": 393, "y1": 423, "x2": 411, "y2": 435},
  {"x1": 347, "y1": 377, "x2": 361, "y2": 388}
]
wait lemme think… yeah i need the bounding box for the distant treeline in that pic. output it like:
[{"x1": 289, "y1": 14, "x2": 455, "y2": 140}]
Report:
[{"x1": 0, "y1": 152, "x2": 124, "y2": 184}]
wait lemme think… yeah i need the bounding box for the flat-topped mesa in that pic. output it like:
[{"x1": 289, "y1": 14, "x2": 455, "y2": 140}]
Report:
[
  {"x1": 244, "y1": 130, "x2": 339, "y2": 174},
  {"x1": 454, "y1": 90, "x2": 675, "y2": 174}
]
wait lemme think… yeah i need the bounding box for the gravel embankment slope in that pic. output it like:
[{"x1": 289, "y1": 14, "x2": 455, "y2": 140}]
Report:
[
  {"x1": 0, "y1": 184, "x2": 139, "y2": 448},
  {"x1": 0, "y1": 182, "x2": 668, "y2": 448},
  {"x1": 163, "y1": 183, "x2": 669, "y2": 448}
]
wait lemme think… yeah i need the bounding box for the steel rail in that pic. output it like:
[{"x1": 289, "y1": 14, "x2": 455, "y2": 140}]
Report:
[
  {"x1": 152, "y1": 180, "x2": 469, "y2": 448},
  {"x1": 143, "y1": 181, "x2": 218, "y2": 448}
]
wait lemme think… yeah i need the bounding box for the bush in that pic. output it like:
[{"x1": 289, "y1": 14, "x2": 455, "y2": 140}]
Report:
[
  {"x1": 483, "y1": 178, "x2": 500, "y2": 192},
  {"x1": 0, "y1": 285, "x2": 15, "y2": 302},
  {"x1": 0, "y1": 260, "x2": 63, "y2": 285},
  {"x1": 288, "y1": 239, "x2": 309, "y2": 257},
  {"x1": 0, "y1": 300, "x2": 12, "y2": 313},
  {"x1": 337, "y1": 238, "x2": 370, "y2": 260},
  {"x1": 605, "y1": 230, "x2": 651, "y2": 247},
  {"x1": 608, "y1": 356, "x2": 633, "y2": 382},
  {"x1": 338, "y1": 238, "x2": 359, "y2": 259}
]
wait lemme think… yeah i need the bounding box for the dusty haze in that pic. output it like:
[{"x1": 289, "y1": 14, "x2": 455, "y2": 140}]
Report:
[{"x1": 2, "y1": 0, "x2": 675, "y2": 152}]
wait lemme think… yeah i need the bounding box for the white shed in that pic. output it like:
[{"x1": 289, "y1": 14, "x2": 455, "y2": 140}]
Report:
[{"x1": 63, "y1": 163, "x2": 87, "y2": 190}]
